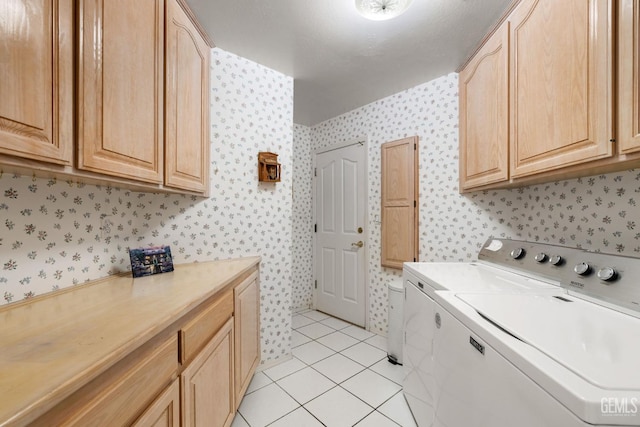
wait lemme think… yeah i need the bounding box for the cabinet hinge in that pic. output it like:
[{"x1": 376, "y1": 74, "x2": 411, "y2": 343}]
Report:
[
  {"x1": 315, "y1": 280, "x2": 318, "y2": 289},
  {"x1": 414, "y1": 200, "x2": 416, "y2": 208},
  {"x1": 314, "y1": 224, "x2": 317, "y2": 232},
  {"x1": 414, "y1": 143, "x2": 417, "y2": 150}
]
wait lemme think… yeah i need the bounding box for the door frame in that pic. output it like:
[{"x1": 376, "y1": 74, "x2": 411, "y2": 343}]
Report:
[{"x1": 312, "y1": 137, "x2": 369, "y2": 329}]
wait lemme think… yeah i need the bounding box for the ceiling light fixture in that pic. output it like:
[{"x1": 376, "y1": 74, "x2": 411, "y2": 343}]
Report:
[{"x1": 355, "y1": 0, "x2": 414, "y2": 21}]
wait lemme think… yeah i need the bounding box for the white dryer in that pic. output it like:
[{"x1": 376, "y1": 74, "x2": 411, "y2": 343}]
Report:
[{"x1": 403, "y1": 239, "x2": 640, "y2": 427}]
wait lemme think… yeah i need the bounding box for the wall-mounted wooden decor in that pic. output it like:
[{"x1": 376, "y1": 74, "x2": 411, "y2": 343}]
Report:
[{"x1": 258, "y1": 152, "x2": 281, "y2": 182}]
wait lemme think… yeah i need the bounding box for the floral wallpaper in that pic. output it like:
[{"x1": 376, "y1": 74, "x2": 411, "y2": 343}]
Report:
[
  {"x1": 0, "y1": 48, "x2": 294, "y2": 364},
  {"x1": 292, "y1": 124, "x2": 313, "y2": 310},
  {"x1": 301, "y1": 72, "x2": 640, "y2": 335},
  {"x1": 4, "y1": 46, "x2": 639, "y2": 363}
]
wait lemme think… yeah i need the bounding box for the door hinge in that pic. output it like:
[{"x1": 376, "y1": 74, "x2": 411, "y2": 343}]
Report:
[
  {"x1": 414, "y1": 143, "x2": 416, "y2": 150},
  {"x1": 314, "y1": 168, "x2": 317, "y2": 177},
  {"x1": 314, "y1": 224, "x2": 317, "y2": 232},
  {"x1": 414, "y1": 200, "x2": 416, "y2": 208},
  {"x1": 315, "y1": 280, "x2": 317, "y2": 289}
]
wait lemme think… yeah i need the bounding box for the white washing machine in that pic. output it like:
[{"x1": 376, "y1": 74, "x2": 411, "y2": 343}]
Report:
[{"x1": 403, "y1": 238, "x2": 640, "y2": 427}]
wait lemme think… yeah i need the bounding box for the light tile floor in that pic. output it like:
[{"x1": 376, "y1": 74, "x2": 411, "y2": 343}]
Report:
[{"x1": 232, "y1": 309, "x2": 417, "y2": 427}]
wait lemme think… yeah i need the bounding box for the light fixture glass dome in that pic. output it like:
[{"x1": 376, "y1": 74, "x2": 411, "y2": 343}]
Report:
[{"x1": 355, "y1": 0, "x2": 414, "y2": 21}]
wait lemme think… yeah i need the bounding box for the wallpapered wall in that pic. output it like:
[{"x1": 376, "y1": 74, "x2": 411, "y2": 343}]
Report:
[
  {"x1": 0, "y1": 48, "x2": 294, "y2": 364},
  {"x1": 294, "y1": 72, "x2": 640, "y2": 335},
  {"x1": 292, "y1": 124, "x2": 314, "y2": 310}
]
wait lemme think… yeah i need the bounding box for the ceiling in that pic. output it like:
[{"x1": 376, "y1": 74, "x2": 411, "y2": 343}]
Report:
[{"x1": 185, "y1": 0, "x2": 513, "y2": 126}]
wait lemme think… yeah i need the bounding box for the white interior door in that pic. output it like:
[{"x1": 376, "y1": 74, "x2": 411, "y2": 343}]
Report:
[{"x1": 314, "y1": 142, "x2": 366, "y2": 327}]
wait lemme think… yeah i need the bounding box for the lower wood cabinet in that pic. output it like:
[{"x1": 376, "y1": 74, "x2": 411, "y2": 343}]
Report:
[
  {"x1": 30, "y1": 335, "x2": 178, "y2": 426},
  {"x1": 21, "y1": 263, "x2": 261, "y2": 427},
  {"x1": 133, "y1": 379, "x2": 181, "y2": 427},
  {"x1": 181, "y1": 318, "x2": 235, "y2": 427},
  {"x1": 234, "y1": 272, "x2": 261, "y2": 406}
]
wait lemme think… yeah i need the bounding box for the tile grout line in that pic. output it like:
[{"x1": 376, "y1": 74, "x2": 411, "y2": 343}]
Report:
[{"x1": 239, "y1": 311, "x2": 406, "y2": 427}]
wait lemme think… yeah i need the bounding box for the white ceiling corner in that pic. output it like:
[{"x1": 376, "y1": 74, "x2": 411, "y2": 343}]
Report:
[{"x1": 185, "y1": 0, "x2": 513, "y2": 126}]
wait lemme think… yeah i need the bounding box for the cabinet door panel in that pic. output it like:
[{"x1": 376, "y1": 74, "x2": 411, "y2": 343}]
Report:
[
  {"x1": 619, "y1": 0, "x2": 640, "y2": 154},
  {"x1": 133, "y1": 378, "x2": 180, "y2": 427},
  {"x1": 381, "y1": 137, "x2": 418, "y2": 268},
  {"x1": 510, "y1": 0, "x2": 613, "y2": 178},
  {"x1": 165, "y1": 0, "x2": 210, "y2": 193},
  {"x1": 0, "y1": 0, "x2": 72, "y2": 164},
  {"x1": 234, "y1": 273, "x2": 260, "y2": 405},
  {"x1": 459, "y1": 22, "x2": 509, "y2": 190},
  {"x1": 78, "y1": 0, "x2": 163, "y2": 183},
  {"x1": 182, "y1": 318, "x2": 234, "y2": 427}
]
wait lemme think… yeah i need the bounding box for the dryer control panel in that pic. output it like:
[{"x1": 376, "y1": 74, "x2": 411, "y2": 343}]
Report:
[{"x1": 478, "y1": 238, "x2": 640, "y2": 315}]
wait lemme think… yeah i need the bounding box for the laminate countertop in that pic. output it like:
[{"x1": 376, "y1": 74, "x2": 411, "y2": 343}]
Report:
[{"x1": 0, "y1": 256, "x2": 261, "y2": 426}]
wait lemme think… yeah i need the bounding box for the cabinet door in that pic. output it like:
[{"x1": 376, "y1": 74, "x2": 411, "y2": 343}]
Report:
[
  {"x1": 133, "y1": 379, "x2": 180, "y2": 427},
  {"x1": 0, "y1": 0, "x2": 73, "y2": 165},
  {"x1": 182, "y1": 318, "x2": 234, "y2": 427},
  {"x1": 459, "y1": 22, "x2": 509, "y2": 190},
  {"x1": 509, "y1": 0, "x2": 613, "y2": 178},
  {"x1": 78, "y1": 0, "x2": 164, "y2": 183},
  {"x1": 381, "y1": 137, "x2": 419, "y2": 269},
  {"x1": 165, "y1": 0, "x2": 210, "y2": 193},
  {"x1": 619, "y1": 0, "x2": 640, "y2": 154},
  {"x1": 234, "y1": 273, "x2": 260, "y2": 406}
]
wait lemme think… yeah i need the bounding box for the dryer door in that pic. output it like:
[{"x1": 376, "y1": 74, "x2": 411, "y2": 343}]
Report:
[{"x1": 432, "y1": 303, "x2": 587, "y2": 427}]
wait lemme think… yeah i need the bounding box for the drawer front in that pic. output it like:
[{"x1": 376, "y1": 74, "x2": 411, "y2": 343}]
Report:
[
  {"x1": 31, "y1": 335, "x2": 178, "y2": 426},
  {"x1": 180, "y1": 290, "x2": 233, "y2": 363}
]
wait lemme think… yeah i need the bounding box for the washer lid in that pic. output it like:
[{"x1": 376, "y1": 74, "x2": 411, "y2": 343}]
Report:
[
  {"x1": 458, "y1": 293, "x2": 640, "y2": 391},
  {"x1": 404, "y1": 262, "x2": 559, "y2": 292}
]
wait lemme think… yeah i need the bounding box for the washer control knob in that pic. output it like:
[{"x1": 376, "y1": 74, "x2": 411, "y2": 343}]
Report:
[
  {"x1": 549, "y1": 255, "x2": 564, "y2": 266},
  {"x1": 534, "y1": 253, "x2": 548, "y2": 263},
  {"x1": 574, "y1": 262, "x2": 592, "y2": 276},
  {"x1": 597, "y1": 267, "x2": 617, "y2": 282},
  {"x1": 510, "y1": 248, "x2": 525, "y2": 260}
]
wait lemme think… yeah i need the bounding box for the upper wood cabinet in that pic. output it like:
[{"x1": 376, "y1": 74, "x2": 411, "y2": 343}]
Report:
[
  {"x1": 509, "y1": 0, "x2": 613, "y2": 178},
  {"x1": 78, "y1": 0, "x2": 164, "y2": 183},
  {"x1": 381, "y1": 137, "x2": 419, "y2": 269},
  {"x1": 619, "y1": 0, "x2": 640, "y2": 154},
  {"x1": 0, "y1": 0, "x2": 73, "y2": 165},
  {"x1": 459, "y1": 22, "x2": 509, "y2": 190},
  {"x1": 0, "y1": 0, "x2": 210, "y2": 195},
  {"x1": 165, "y1": 0, "x2": 211, "y2": 193},
  {"x1": 459, "y1": 0, "x2": 622, "y2": 192}
]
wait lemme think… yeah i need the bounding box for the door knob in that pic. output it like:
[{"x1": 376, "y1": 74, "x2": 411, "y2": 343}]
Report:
[{"x1": 351, "y1": 241, "x2": 364, "y2": 248}]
